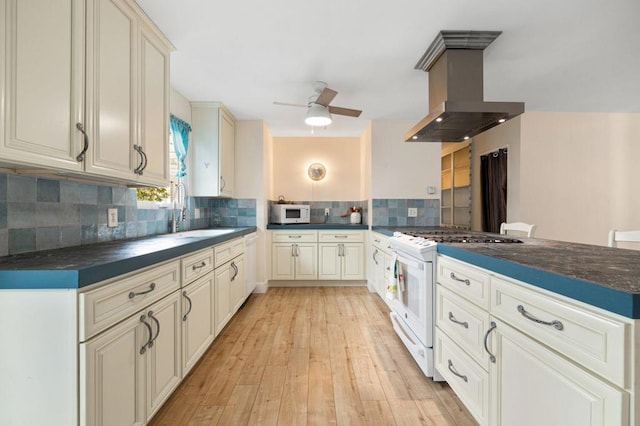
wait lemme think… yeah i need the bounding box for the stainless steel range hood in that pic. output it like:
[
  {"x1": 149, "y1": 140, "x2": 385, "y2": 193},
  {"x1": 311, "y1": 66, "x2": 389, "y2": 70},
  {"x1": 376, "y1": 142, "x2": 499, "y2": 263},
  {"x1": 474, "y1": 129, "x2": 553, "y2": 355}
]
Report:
[{"x1": 405, "y1": 31, "x2": 524, "y2": 142}]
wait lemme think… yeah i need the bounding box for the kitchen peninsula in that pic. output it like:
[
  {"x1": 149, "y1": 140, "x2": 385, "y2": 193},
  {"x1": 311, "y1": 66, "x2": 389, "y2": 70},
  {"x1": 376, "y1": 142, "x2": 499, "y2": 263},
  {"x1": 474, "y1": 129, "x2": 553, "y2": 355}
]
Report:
[{"x1": 375, "y1": 226, "x2": 640, "y2": 425}]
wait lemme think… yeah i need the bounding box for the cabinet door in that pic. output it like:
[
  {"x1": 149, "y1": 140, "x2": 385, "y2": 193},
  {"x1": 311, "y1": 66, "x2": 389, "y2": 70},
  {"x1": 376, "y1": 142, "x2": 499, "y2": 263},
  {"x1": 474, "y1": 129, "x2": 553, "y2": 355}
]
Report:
[
  {"x1": 295, "y1": 243, "x2": 318, "y2": 280},
  {"x1": 85, "y1": 0, "x2": 137, "y2": 181},
  {"x1": 214, "y1": 264, "x2": 232, "y2": 335},
  {"x1": 271, "y1": 243, "x2": 296, "y2": 280},
  {"x1": 342, "y1": 243, "x2": 364, "y2": 279},
  {"x1": 145, "y1": 292, "x2": 182, "y2": 421},
  {"x1": 181, "y1": 273, "x2": 215, "y2": 376},
  {"x1": 491, "y1": 318, "x2": 628, "y2": 426},
  {"x1": 80, "y1": 311, "x2": 146, "y2": 426},
  {"x1": 137, "y1": 22, "x2": 169, "y2": 186},
  {"x1": 230, "y1": 256, "x2": 245, "y2": 312},
  {"x1": 318, "y1": 243, "x2": 341, "y2": 280},
  {"x1": 371, "y1": 246, "x2": 386, "y2": 296},
  {"x1": 219, "y1": 107, "x2": 235, "y2": 197},
  {"x1": 1, "y1": 0, "x2": 84, "y2": 171}
]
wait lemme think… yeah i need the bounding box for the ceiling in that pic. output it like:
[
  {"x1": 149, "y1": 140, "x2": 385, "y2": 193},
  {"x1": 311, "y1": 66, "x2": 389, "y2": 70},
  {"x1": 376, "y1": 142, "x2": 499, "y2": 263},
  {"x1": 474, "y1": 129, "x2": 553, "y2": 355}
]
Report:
[{"x1": 137, "y1": 0, "x2": 640, "y2": 137}]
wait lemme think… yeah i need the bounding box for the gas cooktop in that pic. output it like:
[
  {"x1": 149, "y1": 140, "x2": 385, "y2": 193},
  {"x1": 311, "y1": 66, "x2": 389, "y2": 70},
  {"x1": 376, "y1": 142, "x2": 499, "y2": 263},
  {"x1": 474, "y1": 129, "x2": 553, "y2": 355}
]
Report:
[{"x1": 401, "y1": 230, "x2": 523, "y2": 244}]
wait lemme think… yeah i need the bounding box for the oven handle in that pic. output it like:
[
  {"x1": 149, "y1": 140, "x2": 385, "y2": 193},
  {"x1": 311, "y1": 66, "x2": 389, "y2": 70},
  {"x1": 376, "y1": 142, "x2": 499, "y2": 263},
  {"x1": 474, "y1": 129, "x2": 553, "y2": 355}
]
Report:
[
  {"x1": 391, "y1": 313, "x2": 419, "y2": 348},
  {"x1": 395, "y1": 253, "x2": 426, "y2": 270}
]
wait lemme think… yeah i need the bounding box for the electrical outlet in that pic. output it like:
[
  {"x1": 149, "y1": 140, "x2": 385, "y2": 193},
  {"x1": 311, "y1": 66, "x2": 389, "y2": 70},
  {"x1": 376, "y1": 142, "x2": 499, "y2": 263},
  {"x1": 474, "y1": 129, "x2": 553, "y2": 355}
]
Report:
[
  {"x1": 408, "y1": 207, "x2": 418, "y2": 217},
  {"x1": 324, "y1": 208, "x2": 330, "y2": 216},
  {"x1": 194, "y1": 208, "x2": 201, "y2": 219},
  {"x1": 107, "y1": 208, "x2": 118, "y2": 227}
]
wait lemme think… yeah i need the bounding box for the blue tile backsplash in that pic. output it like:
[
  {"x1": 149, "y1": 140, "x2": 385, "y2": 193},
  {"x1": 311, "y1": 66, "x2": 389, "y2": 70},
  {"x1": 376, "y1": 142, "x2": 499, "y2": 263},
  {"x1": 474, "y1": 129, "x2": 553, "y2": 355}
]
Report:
[
  {"x1": 371, "y1": 198, "x2": 440, "y2": 227},
  {"x1": 0, "y1": 173, "x2": 257, "y2": 256}
]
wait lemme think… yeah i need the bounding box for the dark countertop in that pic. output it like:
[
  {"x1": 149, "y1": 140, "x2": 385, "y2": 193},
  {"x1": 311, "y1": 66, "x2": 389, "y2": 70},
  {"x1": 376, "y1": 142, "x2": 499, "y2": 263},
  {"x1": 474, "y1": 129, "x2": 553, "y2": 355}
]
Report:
[
  {"x1": 0, "y1": 227, "x2": 257, "y2": 290},
  {"x1": 373, "y1": 226, "x2": 640, "y2": 318},
  {"x1": 267, "y1": 223, "x2": 368, "y2": 230}
]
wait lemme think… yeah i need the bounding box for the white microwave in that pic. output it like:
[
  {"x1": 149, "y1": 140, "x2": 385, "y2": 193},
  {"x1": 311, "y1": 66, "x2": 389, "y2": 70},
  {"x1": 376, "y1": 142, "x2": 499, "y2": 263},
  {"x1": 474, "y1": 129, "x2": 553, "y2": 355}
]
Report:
[{"x1": 270, "y1": 204, "x2": 310, "y2": 224}]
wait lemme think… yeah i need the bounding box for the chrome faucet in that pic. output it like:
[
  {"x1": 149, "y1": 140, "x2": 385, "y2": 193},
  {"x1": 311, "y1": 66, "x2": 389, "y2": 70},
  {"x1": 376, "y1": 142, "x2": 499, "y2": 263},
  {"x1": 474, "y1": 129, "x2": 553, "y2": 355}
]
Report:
[{"x1": 170, "y1": 180, "x2": 187, "y2": 233}]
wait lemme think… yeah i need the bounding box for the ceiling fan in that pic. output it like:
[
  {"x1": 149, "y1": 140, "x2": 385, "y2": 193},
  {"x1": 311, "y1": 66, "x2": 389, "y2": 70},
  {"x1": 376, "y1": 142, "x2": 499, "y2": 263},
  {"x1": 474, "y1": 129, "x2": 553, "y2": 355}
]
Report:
[{"x1": 274, "y1": 81, "x2": 362, "y2": 127}]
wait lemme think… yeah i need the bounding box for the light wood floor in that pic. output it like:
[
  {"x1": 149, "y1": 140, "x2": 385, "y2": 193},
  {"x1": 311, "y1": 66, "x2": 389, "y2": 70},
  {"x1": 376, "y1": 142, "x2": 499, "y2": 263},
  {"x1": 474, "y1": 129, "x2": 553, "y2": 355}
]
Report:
[{"x1": 149, "y1": 286, "x2": 477, "y2": 426}]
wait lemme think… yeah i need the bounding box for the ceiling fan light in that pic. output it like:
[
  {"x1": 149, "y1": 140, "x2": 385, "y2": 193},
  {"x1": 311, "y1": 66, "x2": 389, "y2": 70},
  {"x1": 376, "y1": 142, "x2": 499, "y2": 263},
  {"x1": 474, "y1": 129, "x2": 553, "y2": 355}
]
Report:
[{"x1": 305, "y1": 104, "x2": 332, "y2": 126}]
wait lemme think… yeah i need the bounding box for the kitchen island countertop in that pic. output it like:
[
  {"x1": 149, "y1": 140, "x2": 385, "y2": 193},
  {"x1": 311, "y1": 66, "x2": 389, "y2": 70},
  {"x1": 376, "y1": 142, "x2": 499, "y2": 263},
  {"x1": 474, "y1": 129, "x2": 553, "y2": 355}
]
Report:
[
  {"x1": 0, "y1": 227, "x2": 257, "y2": 290},
  {"x1": 373, "y1": 226, "x2": 640, "y2": 318}
]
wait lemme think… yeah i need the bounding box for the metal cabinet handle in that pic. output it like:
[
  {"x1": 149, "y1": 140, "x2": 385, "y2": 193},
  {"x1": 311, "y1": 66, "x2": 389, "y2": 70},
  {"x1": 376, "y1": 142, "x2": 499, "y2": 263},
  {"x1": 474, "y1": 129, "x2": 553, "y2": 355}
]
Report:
[
  {"x1": 139, "y1": 314, "x2": 153, "y2": 354},
  {"x1": 447, "y1": 359, "x2": 468, "y2": 383},
  {"x1": 192, "y1": 261, "x2": 207, "y2": 271},
  {"x1": 372, "y1": 249, "x2": 379, "y2": 265},
  {"x1": 334, "y1": 235, "x2": 348, "y2": 239},
  {"x1": 484, "y1": 321, "x2": 497, "y2": 363},
  {"x1": 75, "y1": 123, "x2": 89, "y2": 162},
  {"x1": 517, "y1": 305, "x2": 564, "y2": 330},
  {"x1": 450, "y1": 272, "x2": 471, "y2": 285},
  {"x1": 133, "y1": 145, "x2": 144, "y2": 174},
  {"x1": 338, "y1": 243, "x2": 344, "y2": 257},
  {"x1": 129, "y1": 282, "x2": 156, "y2": 299},
  {"x1": 374, "y1": 239, "x2": 380, "y2": 243},
  {"x1": 231, "y1": 261, "x2": 238, "y2": 281},
  {"x1": 138, "y1": 146, "x2": 148, "y2": 174},
  {"x1": 147, "y1": 310, "x2": 160, "y2": 349},
  {"x1": 182, "y1": 291, "x2": 192, "y2": 321},
  {"x1": 288, "y1": 235, "x2": 302, "y2": 239},
  {"x1": 295, "y1": 244, "x2": 300, "y2": 257},
  {"x1": 220, "y1": 176, "x2": 226, "y2": 191},
  {"x1": 448, "y1": 312, "x2": 469, "y2": 329},
  {"x1": 291, "y1": 244, "x2": 295, "y2": 257}
]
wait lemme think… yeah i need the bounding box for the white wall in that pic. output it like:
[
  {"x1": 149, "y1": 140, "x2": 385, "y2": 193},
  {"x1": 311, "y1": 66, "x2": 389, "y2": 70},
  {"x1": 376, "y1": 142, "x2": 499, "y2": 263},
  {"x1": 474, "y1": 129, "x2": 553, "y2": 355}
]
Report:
[
  {"x1": 169, "y1": 87, "x2": 191, "y2": 122},
  {"x1": 371, "y1": 120, "x2": 441, "y2": 199},
  {"x1": 519, "y1": 112, "x2": 640, "y2": 246},
  {"x1": 235, "y1": 120, "x2": 272, "y2": 288},
  {"x1": 272, "y1": 137, "x2": 362, "y2": 201}
]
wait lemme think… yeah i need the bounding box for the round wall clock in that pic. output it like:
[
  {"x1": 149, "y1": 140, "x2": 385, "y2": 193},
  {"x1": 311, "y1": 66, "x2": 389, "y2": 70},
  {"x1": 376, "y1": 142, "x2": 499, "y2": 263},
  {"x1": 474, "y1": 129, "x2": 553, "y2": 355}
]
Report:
[{"x1": 308, "y1": 163, "x2": 326, "y2": 181}]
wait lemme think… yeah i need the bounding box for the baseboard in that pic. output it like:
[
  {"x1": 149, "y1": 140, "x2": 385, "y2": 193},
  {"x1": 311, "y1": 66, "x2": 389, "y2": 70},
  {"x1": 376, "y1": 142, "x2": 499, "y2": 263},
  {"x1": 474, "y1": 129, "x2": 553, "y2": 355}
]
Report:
[
  {"x1": 268, "y1": 280, "x2": 367, "y2": 288},
  {"x1": 253, "y1": 280, "x2": 269, "y2": 293}
]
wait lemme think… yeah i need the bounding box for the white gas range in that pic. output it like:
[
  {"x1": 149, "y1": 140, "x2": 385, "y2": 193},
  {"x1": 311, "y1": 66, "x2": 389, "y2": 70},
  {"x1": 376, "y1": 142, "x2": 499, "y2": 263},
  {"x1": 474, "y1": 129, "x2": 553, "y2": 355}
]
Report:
[
  {"x1": 387, "y1": 229, "x2": 522, "y2": 380},
  {"x1": 388, "y1": 232, "x2": 442, "y2": 380}
]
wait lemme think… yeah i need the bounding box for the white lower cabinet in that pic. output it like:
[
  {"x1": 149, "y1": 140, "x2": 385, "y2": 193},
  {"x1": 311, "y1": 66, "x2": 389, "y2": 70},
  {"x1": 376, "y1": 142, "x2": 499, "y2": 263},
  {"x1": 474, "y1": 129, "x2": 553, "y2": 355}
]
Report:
[
  {"x1": 181, "y1": 272, "x2": 215, "y2": 376},
  {"x1": 214, "y1": 238, "x2": 246, "y2": 335},
  {"x1": 370, "y1": 232, "x2": 393, "y2": 300},
  {"x1": 435, "y1": 255, "x2": 633, "y2": 426},
  {"x1": 271, "y1": 230, "x2": 364, "y2": 282},
  {"x1": 271, "y1": 231, "x2": 318, "y2": 280},
  {"x1": 490, "y1": 317, "x2": 627, "y2": 426},
  {"x1": 81, "y1": 290, "x2": 182, "y2": 425}
]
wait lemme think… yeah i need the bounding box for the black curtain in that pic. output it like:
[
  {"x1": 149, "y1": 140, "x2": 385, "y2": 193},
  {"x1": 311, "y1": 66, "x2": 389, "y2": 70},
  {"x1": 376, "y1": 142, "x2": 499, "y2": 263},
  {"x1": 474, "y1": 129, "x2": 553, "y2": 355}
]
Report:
[{"x1": 480, "y1": 149, "x2": 508, "y2": 233}]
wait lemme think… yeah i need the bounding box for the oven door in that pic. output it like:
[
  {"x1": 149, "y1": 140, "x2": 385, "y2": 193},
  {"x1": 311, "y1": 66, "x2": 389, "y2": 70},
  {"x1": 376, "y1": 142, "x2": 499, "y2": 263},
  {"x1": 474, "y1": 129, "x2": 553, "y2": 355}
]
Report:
[{"x1": 391, "y1": 252, "x2": 433, "y2": 348}]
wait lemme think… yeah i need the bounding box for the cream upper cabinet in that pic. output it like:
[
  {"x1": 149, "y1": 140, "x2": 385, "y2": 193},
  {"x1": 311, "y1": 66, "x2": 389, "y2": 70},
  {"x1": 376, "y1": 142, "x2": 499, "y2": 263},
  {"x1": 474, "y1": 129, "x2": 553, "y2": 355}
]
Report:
[
  {"x1": 85, "y1": 0, "x2": 171, "y2": 186},
  {"x1": 190, "y1": 102, "x2": 236, "y2": 197},
  {"x1": 0, "y1": 0, "x2": 85, "y2": 171},
  {"x1": 0, "y1": 0, "x2": 171, "y2": 185}
]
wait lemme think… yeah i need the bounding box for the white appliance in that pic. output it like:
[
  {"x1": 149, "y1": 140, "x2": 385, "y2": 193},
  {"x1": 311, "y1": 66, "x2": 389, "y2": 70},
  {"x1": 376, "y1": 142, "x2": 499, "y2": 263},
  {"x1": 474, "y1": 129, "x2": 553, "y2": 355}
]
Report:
[
  {"x1": 388, "y1": 232, "x2": 443, "y2": 380},
  {"x1": 270, "y1": 204, "x2": 310, "y2": 224},
  {"x1": 243, "y1": 233, "x2": 258, "y2": 295}
]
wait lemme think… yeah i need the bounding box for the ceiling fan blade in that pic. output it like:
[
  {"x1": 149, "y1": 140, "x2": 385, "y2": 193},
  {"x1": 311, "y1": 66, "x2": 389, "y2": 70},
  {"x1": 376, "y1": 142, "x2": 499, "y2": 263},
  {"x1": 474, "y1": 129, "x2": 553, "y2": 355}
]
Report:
[
  {"x1": 328, "y1": 106, "x2": 362, "y2": 117},
  {"x1": 315, "y1": 87, "x2": 338, "y2": 107},
  {"x1": 273, "y1": 101, "x2": 307, "y2": 108}
]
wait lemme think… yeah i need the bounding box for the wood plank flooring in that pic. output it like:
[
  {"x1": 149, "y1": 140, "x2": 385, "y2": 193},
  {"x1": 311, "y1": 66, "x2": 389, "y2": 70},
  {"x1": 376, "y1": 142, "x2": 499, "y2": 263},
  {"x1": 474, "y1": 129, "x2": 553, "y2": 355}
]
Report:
[{"x1": 149, "y1": 287, "x2": 477, "y2": 426}]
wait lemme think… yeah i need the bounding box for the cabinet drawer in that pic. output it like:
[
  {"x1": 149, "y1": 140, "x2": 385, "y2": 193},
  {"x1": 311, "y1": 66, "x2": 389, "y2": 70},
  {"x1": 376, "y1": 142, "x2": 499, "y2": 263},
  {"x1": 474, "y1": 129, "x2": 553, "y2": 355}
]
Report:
[
  {"x1": 436, "y1": 284, "x2": 492, "y2": 369},
  {"x1": 438, "y1": 255, "x2": 490, "y2": 309},
  {"x1": 271, "y1": 230, "x2": 317, "y2": 243},
  {"x1": 214, "y1": 237, "x2": 243, "y2": 267},
  {"x1": 490, "y1": 275, "x2": 630, "y2": 388},
  {"x1": 182, "y1": 248, "x2": 214, "y2": 284},
  {"x1": 435, "y1": 328, "x2": 489, "y2": 425},
  {"x1": 318, "y1": 230, "x2": 363, "y2": 243},
  {"x1": 371, "y1": 232, "x2": 391, "y2": 251},
  {"x1": 79, "y1": 260, "x2": 180, "y2": 341}
]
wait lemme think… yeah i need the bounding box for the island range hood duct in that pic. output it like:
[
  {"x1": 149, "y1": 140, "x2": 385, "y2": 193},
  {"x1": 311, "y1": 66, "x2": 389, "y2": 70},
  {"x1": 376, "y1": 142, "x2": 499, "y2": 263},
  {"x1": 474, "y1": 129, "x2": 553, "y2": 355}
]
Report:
[{"x1": 405, "y1": 31, "x2": 524, "y2": 142}]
